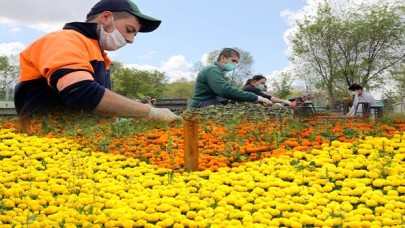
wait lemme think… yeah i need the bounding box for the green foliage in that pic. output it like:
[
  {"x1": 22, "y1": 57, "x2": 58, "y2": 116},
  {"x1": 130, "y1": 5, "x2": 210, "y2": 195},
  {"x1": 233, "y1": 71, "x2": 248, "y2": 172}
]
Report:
[
  {"x1": 390, "y1": 66, "x2": 405, "y2": 98},
  {"x1": 110, "y1": 61, "x2": 168, "y2": 99},
  {"x1": 162, "y1": 78, "x2": 195, "y2": 99},
  {"x1": 110, "y1": 62, "x2": 167, "y2": 99},
  {"x1": 108, "y1": 61, "x2": 124, "y2": 75},
  {"x1": 342, "y1": 3, "x2": 405, "y2": 90},
  {"x1": 290, "y1": 2, "x2": 342, "y2": 106},
  {"x1": 381, "y1": 89, "x2": 400, "y2": 111},
  {"x1": 270, "y1": 72, "x2": 293, "y2": 99},
  {"x1": 289, "y1": 1, "x2": 405, "y2": 106},
  {"x1": 187, "y1": 102, "x2": 293, "y2": 123},
  {"x1": 371, "y1": 142, "x2": 394, "y2": 179},
  {"x1": 0, "y1": 55, "x2": 20, "y2": 101},
  {"x1": 166, "y1": 170, "x2": 175, "y2": 184}
]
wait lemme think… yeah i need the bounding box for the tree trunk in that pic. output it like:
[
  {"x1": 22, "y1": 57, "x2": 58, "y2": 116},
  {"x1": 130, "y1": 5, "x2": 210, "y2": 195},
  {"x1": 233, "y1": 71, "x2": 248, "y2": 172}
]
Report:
[{"x1": 328, "y1": 84, "x2": 335, "y2": 109}]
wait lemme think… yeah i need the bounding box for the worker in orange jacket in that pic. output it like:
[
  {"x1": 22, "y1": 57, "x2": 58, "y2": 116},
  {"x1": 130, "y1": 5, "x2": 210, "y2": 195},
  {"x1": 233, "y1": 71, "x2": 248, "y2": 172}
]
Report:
[{"x1": 15, "y1": 0, "x2": 182, "y2": 122}]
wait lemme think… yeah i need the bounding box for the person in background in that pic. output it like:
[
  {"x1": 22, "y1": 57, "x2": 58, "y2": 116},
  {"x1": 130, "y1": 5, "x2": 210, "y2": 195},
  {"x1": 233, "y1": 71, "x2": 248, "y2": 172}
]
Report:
[
  {"x1": 288, "y1": 93, "x2": 314, "y2": 108},
  {"x1": 141, "y1": 96, "x2": 156, "y2": 106},
  {"x1": 242, "y1": 75, "x2": 292, "y2": 106},
  {"x1": 346, "y1": 83, "x2": 376, "y2": 117},
  {"x1": 14, "y1": 0, "x2": 181, "y2": 123},
  {"x1": 189, "y1": 48, "x2": 272, "y2": 108}
]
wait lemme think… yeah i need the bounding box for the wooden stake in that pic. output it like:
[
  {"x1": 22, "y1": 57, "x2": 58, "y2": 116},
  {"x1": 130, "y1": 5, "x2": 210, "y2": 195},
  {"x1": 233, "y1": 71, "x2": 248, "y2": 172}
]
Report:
[
  {"x1": 20, "y1": 115, "x2": 31, "y2": 134},
  {"x1": 183, "y1": 119, "x2": 199, "y2": 171}
]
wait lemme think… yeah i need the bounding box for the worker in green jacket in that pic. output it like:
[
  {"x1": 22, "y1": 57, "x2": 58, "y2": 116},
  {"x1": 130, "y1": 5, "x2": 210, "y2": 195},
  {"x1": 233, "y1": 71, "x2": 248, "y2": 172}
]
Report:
[{"x1": 189, "y1": 48, "x2": 272, "y2": 108}]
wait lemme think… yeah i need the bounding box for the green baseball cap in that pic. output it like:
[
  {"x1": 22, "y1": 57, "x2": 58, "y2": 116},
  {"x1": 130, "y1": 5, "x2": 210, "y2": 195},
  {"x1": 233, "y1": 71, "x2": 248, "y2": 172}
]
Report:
[{"x1": 87, "y1": 0, "x2": 161, "y2": 33}]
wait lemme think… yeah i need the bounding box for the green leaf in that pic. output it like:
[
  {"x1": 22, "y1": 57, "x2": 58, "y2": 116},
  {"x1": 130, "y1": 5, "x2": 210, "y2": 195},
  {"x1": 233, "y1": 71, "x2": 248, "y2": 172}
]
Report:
[{"x1": 290, "y1": 159, "x2": 299, "y2": 166}]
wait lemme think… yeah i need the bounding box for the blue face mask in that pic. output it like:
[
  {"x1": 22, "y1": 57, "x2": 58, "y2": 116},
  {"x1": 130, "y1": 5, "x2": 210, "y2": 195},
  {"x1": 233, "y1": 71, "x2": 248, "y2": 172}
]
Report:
[
  {"x1": 256, "y1": 84, "x2": 265, "y2": 90},
  {"x1": 223, "y1": 61, "x2": 236, "y2": 72}
]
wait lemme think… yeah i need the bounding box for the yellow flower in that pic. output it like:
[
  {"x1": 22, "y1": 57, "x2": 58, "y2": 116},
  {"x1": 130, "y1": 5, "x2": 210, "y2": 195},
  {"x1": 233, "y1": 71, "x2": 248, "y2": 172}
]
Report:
[
  {"x1": 240, "y1": 203, "x2": 253, "y2": 212},
  {"x1": 3, "y1": 199, "x2": 15, "y2": 208},
  {"x1": 43, "y1": 206, "x2": 58, "y2": 215},
  {"x1": 156, "y1": 203, "x2": 171, "y2": 212},
  {"x1": 372, "y1": 179, "x2": 385, "y2": 187},
  {"x1": 365, "y1": 199, "x2": 378, "y2": 207},
  {"x1": 382, "y1": 218, "x2": 395, "y2": 226},
  {"x1": 186, "y1": 211, "x2": 197, "y2": 219},
  {"x1": 293, "y1": 151, "x2": 303, "y2": 159},
  {"x1": 387, "y1": 190, "x2": 399, "y2": 197},
  {"x1": 104, "y1": 220, "x2": 118, "y2": 228},
  {"x1": 234, "y1": 199, "x2": 247, "y2": 208},
  {"x1": 252, "y1": 187, "x2": 265, "y2": 196}
]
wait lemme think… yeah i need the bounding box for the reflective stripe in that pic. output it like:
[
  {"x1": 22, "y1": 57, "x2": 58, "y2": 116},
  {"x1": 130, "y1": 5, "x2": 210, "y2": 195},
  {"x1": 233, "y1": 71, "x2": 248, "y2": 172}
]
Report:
[{"x1": 56, "y1": 71, "x2": 94, "y2": 91}]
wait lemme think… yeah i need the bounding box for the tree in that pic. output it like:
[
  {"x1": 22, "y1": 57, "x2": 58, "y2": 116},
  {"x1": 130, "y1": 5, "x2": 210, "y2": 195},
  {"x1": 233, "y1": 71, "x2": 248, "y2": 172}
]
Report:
[
  {"x1": 109, "y1": 61, "x2": 125, "y2": 76},
  {"x1": 390, "y1": 65, "x2": 405, "y2": 97},
  {"x1": 289, "y1": 0, "x2": 405, "y2": 107},
  {"x1": 199, "y1": 47, "x2": 254, "y2": 87},
  {"x1": 191, "y1": 61, "x2": 204, "y2": 75},
  {"x1": 162, "y1": 77, "x2": 195, "y2": 99},
  {"x1": 111, "y1": 64, "x2": 168, "y2": 99},
  {"x1": 335, "y1": 2, "x2": 405, "y2": 89},
  {"x1": 269, "y1": 71, "x2": 293, "y2": 99},
  {"x1": 0, "y1": 55, "x2": 19, "y2": 100},
  {"x1": 290, "y1": 3, "x2": 342, "y2": 107}
]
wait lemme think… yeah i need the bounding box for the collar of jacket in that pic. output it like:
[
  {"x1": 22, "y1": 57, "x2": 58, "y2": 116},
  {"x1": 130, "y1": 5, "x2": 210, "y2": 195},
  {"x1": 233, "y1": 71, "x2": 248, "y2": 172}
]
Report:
[
  {"x1": 63, "y1": 22, "x2": 99, "y2": 40},
  {"x1": 214, "y1": 61, "x2": 225, "y2": 71}
]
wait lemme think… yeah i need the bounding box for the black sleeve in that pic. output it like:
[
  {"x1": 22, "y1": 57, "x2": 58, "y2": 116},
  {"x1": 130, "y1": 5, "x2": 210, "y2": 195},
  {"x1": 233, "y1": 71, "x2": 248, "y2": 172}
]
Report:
[
  {"x1": 59, "y1": 80, "x2": 105, "y2": 111},
  {"x1": 242, "y1": 85, "x2": 272, "y2": 100}
]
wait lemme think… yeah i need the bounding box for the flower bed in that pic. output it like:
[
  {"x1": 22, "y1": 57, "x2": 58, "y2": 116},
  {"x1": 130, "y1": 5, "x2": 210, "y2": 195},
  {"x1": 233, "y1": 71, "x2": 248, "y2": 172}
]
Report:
[{"x1": 0, "y1": 111, "x2": 405, "y2": 227}]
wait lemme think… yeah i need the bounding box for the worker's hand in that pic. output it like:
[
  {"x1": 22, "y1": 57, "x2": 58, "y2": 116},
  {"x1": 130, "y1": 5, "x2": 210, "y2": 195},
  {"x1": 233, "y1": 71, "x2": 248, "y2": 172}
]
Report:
[
  {"x1": 148, "y1": 107, "x2": 183, "y2": 121},
  {"x1": 257, "y1": 96, "x2": 273, "y2": 106},
  {"x1": 283, "y1": 100, "x2": 293, "y2": 106}
]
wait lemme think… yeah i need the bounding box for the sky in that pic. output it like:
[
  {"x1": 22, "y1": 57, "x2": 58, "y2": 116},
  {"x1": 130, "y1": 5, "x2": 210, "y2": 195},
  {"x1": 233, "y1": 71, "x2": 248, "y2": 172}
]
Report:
[
  {"x1": 0, "y1": 0, "x2": 393, "y2": 98},
  {"x1": 0, "y1": 0, "x2": 309, "y2": 82}
]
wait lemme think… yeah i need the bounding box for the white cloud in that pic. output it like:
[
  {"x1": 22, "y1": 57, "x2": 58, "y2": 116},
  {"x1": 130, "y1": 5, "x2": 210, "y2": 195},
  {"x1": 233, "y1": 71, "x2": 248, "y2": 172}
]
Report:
[
  {"x1": 0, "y1": 0, "x2": 97, "y2": 33},
  {"x1": 0, "y1": 18, "x2": 13, "y2": 25},
  {"x1": 200, "y1": 53, "x2": 209, "y2": 66},
  {"x1": 280, "y1": 1, "x2": 316, "y2": 59},
  {"x1": 105, "y1": 51, "x2": 118, "y2": 59},
  {"x1": 0, "y1": 42, "x2": 26, "y2": 56},
  {"x1": 10, "y1": 27, "x2": 21, "y2": 35},
  {"x1": 280, "y1": 9, "x2": 300, "y2": 27},
  {"x1": 161, "y1": 55, "x2": 194, "y2": 82},
  {"x1": 124, "y1": 63, "x2": 159, "y2": 72},
  {"x1": 161, "y1": 55, "x2": 192, "y2": 71},
  {"x1": 125, "y1": 55, "x2": 196, "y2": 82}
]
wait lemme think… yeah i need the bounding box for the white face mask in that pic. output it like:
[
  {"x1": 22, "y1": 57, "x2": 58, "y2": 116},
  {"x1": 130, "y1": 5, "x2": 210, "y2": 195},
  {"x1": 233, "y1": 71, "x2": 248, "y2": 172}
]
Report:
[
  {"x1": 99, "y1": 18, "x2": 127, "y2": 51},
  {"x1": 352, "y1": 91, "x2": 359, "y2": 96}
]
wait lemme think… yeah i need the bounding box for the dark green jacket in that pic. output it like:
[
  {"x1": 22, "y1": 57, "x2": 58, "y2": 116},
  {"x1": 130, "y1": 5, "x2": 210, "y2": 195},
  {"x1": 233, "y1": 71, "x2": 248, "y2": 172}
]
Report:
[{"x1": 189, "y1": 62, "x2": 258, "y2": 108}]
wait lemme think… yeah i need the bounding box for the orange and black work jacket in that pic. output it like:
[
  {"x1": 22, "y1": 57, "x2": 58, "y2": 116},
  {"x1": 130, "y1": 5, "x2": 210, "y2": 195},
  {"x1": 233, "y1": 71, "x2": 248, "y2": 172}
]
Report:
[{"x1": 14, "y1": 22, "x2": 111, "y2": 116}]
